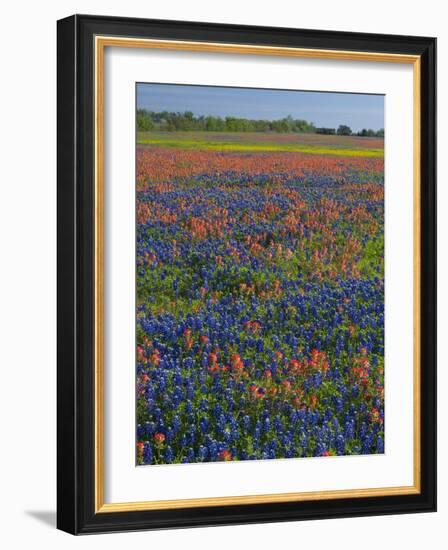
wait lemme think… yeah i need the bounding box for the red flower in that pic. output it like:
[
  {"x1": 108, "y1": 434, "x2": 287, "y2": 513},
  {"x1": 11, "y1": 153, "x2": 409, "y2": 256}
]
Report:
[
  {"x1": 231, "y1": 353, "x2": 244, "y2": 372},
  {"x1": 208, "y1": 364, "x2": 220, "y2": 373},
  {"x1": 369, "y1": 407, "x2": 382, "y2": 423},
  {"x1": 289, "y1": 359, "x2": 300, "y2": 370},
  {"x1": 219, "y1": 450, "x2": 232, "y2": 461},
  {"x1": 154, "y1": 432, "x2": 165, "y2": 444}
]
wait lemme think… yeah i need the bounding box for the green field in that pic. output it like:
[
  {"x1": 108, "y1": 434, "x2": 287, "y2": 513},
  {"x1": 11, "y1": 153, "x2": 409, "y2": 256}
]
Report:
[{"x1": 137, "y1": 131, "x2": 384, "y2": 158}]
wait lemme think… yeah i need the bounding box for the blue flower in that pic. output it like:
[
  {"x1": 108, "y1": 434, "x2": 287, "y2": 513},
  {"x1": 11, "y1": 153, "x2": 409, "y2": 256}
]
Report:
[
  {"x1": 143, "y1": 442, "x2": 153, "y2": 464},
  {"x1": 164, "y1": 446, "x2": 174, "y2": 463}
]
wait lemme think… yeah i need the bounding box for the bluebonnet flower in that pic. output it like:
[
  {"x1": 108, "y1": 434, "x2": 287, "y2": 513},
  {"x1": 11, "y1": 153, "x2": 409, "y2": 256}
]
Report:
[
  {"x1": 164, "y1": 446, "x2": 174, "y2": 463},
  {"x1": 336, "y1": 434, "x2": 346, "y2": 455},
  {"x1": 143, "y1": 442, "x2": 153, "y2": 464},
  {"x1": 376, "y1": 436, "x2": 384, "y2": 453}
]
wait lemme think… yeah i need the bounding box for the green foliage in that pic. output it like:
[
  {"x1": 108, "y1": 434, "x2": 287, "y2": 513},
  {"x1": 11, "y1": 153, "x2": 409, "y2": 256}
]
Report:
[
  {"x1": 136, "y1": 109, "x2": 320, "y2": 133},
  {"x1": 137, "y1": 109, "x2": 385, "y2": 138},
  {"x1": 136, "y1": 109, "x2": 154, "y2": 131},
  {"x1": 357, "y1": 128, "x2": 384, "y2": 138},
  {"x1": 358, "y1": 234, "x2": 384, "y2": 278},
  {"x1": 316, "y1": 127, "x2": 336, "y2": 135},
  {"x1": 337, "y1": 124, "x2": 352, "y2": 136}
]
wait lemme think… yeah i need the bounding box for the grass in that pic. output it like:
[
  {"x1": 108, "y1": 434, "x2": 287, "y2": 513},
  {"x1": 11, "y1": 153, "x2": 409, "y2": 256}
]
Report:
[{"x1": 137, "y1": 131, "x2": 384, "y2": 158}]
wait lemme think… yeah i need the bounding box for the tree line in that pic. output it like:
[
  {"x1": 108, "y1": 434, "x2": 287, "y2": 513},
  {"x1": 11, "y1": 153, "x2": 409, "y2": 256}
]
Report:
[{"x1": 137, "y1": 109, "x2": 384, "y2": 137}]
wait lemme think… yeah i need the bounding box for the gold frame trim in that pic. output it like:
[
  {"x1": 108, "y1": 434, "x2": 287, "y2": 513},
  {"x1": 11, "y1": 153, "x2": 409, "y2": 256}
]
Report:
[{"x1": 94, "y1": 35, "x2": 421, "y2": 513}]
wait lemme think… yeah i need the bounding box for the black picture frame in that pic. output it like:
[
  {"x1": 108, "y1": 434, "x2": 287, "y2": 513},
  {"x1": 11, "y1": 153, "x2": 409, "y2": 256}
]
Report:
[{"x1": 57, "y1": 14, "x2": 436, "y2": 535}]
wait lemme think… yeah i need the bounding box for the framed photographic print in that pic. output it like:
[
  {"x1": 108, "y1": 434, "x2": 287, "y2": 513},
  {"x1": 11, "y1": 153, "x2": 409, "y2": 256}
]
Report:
[{"x1": 57, "y1": 14, "x2": 436, "y2": 534}]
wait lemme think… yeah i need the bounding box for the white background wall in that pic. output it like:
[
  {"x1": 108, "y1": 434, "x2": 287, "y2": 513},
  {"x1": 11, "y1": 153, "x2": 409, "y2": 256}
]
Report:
[{"x1": 0, "y1": 1, "x2": 444, "y2": 547}]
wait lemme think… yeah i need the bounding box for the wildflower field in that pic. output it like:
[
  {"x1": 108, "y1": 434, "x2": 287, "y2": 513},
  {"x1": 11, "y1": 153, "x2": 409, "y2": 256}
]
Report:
[{"x1": 136, "y1": 133, "x2": 385, "y2": 465}]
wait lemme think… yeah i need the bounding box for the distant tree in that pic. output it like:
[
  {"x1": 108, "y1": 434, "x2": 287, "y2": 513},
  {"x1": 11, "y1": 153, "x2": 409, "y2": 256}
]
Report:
[
  {"x1": 224, "y1": 117, "x2": 239, "y2": 132},
  {"x1": 316, "y1": 127, "x2": 336, "y2": 135},
  {"x1": 253, "y1": 119, "x2": 270, "y2": 132},
  {"x1": 136, "y1": 109, "x2": 154, "y2": 131},
  {"x1": 205, "y1": 116, "x2": 217, "y2": 131},
  {"x1": 294, "y1": 119, "x2": 314, "y2": 133},
  {"x1": 271, "y1": 118, "x2": 290, "y2": 133},
  {"x1": 135, "y1": 109, "x2": 384, "y2": 135},
  {"x1": 337, "y1": 124, "x2": 352, "y2": 136},
  {"x1": 358, "y1": 128, "x2": 376, "y2": 137}
]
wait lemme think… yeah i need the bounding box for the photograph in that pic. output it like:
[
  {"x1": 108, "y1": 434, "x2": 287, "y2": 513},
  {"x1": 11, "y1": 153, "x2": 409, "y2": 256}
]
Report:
[
  {"x1": 54, "y1": 14, "x2": 436, "y2": 534},
  {"x1": 0, "y1": 1, "x2": 442, "y2": 546},
  {"x1": 135, "y1": 83, "x2": 385, "y2": 466}
]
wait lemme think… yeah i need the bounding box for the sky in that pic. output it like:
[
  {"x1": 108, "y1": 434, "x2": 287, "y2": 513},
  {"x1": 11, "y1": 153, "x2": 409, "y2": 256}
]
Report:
[{"x1": 137, "y1": 83, "x2": 384, "y2": 132}]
